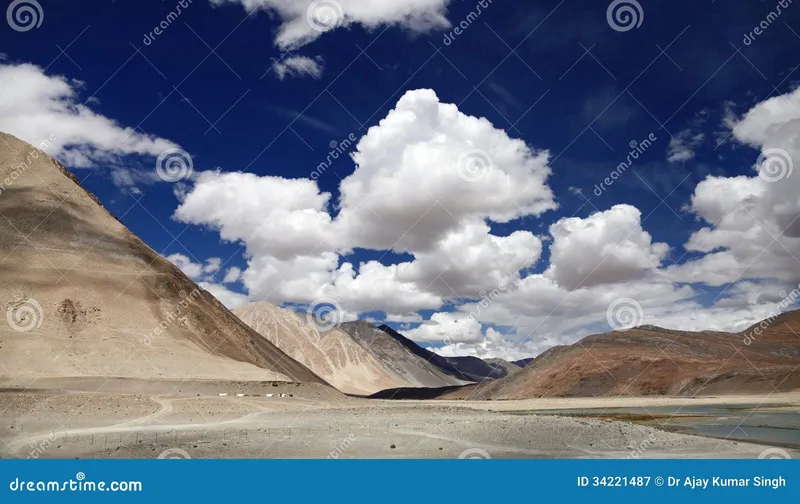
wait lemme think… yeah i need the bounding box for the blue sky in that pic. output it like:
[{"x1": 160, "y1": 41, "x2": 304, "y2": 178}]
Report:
[{"x1": 2, "y1": 0, "x2": 800, "y2": 360}]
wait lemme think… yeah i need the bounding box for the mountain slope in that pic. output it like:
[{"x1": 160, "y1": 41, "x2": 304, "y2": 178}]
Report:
[
  {"x1": 0, "y1": 132, "x2": 324, "y2": 384},
  {"x1": 485, "y1": 358, "x2": 522, "y2": 376},
  {"x1": 338, "y1": 321, "x2": 471, "y2": 389},
  {"x1": 447, "y1": 312, "x2": 800, "y2": 399},
  {"x1": 375, "y1": 325, "x2": 508, "y2": 381},
  {"x1": 233, "y1": 303, "x2": 410, "y2": 395}
]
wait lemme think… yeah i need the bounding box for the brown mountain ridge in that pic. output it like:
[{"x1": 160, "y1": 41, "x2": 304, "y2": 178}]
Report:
[{"x1": 441, "y1": 311, "x2": 800, "y2": 399}]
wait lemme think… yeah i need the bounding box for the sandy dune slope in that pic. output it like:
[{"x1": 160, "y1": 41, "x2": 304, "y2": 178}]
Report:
[{"x1": 0, "y1": 132, "x2": 325, "y2": 385}]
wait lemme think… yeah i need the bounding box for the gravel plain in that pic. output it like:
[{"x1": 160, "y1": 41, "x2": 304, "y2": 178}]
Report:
[{"x1": 2, "y1": 379, "x2": 797, "y2": 459}]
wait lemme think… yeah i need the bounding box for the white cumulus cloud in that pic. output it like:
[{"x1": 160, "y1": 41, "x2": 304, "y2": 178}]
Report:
[
  {"x1": 545, "y1": 205, "x2": 669, "y2": 291},
  {"x1": 667, "y1": 87, "x2": 800, "y2": 288},
  {"x1": 0, "y1": 63, "x2": 177, "y2": 167},
  {"x1": 223, "y1": 267, "x2": 243, "y2": 283},
  {"x1": 334, "y1": 88, "x2": 557, "y2": 253}
]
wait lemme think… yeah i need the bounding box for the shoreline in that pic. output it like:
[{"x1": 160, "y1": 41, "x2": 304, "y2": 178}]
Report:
[{"x1": 2, "y1": 384, "x2": 798, "y2": 459}]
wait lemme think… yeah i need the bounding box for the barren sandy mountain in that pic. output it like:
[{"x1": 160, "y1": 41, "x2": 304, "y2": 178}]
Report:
[
  {"x1": 443, "y1": 311, "x2": 800, "y2": 400},
  {"x1": 337, "y1": 321, "x2": 471, "y2": 390},
  {"x1": 233, "y1": 302, "x2": 413, "y2": 395},
  {"x1": 234, "y1": 305, "x2": 499, "y2": 395},
  {"x1": 0, "y1": 132, "x2": 324, "y2": 385},
  {"x1": 374, "y1": 325, "x2": 509, "y2": 381}
]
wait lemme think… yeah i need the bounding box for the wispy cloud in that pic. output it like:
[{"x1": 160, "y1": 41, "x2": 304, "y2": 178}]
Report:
[{"x1": 272, "y1": 55, "x2": 324, "y2": 80}]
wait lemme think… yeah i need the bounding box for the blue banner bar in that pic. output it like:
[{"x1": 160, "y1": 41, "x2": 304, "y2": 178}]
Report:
[{"x1": 1, "y1": 460, "x2": 797, "y2": 502}]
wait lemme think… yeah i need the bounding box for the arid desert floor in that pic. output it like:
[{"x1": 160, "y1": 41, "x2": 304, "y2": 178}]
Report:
[{"x1": 2, "y1": 379, "x2": 798, "y2": 459}]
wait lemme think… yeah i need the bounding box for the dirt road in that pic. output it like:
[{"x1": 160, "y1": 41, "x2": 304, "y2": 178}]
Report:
[{"x1": 2, "y1": 380, "x2": 797, "y2": 459}]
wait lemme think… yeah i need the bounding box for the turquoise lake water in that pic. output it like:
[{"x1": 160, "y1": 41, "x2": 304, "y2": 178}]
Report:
[{"x1": 527, "y1": 403, "x2": 800, "y2": 448}]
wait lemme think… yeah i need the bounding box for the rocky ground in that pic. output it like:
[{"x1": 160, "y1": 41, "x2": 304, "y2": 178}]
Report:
[{"x1": 2, "y1": 379, "x2": 797, "y2": 459}]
